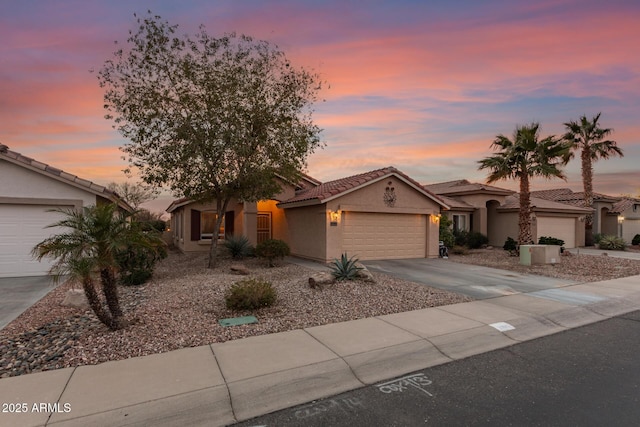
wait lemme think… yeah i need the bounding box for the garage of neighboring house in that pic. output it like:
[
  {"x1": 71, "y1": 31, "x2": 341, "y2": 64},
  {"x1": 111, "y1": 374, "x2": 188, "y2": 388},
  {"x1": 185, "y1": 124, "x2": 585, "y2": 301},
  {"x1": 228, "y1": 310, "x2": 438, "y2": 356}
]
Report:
[
  {"x1": 0, "y1": 145, "x2": 130, "y2": 278},
  {"x1": 536, "y1": 216, "x2": 577, "y2": 248}
]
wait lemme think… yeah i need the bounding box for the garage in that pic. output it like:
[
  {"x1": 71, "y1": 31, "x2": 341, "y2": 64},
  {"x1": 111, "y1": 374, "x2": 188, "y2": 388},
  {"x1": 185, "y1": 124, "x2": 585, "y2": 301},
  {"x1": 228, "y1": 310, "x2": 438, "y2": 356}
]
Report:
[
  {"x1": 0, "y1": 204, "x2": 66, "y2": 278},
  {"x1": 536, "y1": 217, "x2": 576, "y2": 248},
  {"x1": 342, "y1": 212, "x2": 427, "y2": 260}
]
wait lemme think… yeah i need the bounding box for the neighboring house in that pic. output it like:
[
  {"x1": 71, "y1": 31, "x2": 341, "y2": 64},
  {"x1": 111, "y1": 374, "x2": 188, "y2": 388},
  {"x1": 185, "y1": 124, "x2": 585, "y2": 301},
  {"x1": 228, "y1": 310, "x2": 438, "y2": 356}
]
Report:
[
  {"x1": 167, "y1": 167, "x2": 448, "y2": 262},
  {"x1": 532, "y1": 189, "x2": 640, "y2": 244},
  {"x1": 0, "y1": 144, "x2": 132, "y2": 278},
  {"x1": 425, "y1": 180, "x2": 591, "y2": 248}
]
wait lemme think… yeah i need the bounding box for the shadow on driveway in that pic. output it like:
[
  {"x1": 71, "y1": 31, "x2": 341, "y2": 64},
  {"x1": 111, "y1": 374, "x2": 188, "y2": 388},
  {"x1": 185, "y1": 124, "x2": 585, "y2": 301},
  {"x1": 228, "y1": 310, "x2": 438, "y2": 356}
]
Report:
[
  {"x1": 363, "y1": 258, "x2": 578, "y2": 300},
  {"x1": 0, "y1": 276, "x2": 59, "y2": 330}
]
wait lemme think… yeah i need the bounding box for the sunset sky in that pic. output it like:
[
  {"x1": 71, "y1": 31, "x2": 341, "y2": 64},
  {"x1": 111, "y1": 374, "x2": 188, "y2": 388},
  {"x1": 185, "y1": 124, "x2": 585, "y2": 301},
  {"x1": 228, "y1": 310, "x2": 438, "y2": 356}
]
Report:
[{"x1": 2, "y1": 0, "x2": 639, "y2": 213}]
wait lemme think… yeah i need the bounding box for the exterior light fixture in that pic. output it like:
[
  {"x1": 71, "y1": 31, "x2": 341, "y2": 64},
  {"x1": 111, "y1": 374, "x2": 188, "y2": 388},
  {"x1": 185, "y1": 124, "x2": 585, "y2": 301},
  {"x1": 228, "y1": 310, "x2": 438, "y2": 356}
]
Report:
[{"x1": 329, "y1": 210, "x2": 341, "y2": 225}]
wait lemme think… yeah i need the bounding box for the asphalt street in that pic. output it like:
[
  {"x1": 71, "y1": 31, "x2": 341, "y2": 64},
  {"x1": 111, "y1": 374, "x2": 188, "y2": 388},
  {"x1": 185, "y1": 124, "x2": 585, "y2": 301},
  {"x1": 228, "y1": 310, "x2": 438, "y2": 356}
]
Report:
[
  {"x1": 363, "y1": 258, "x2": 577, "y2": 299},
  {"x1": 235, "y1": 310, "x2": 640, "y2": 427}
]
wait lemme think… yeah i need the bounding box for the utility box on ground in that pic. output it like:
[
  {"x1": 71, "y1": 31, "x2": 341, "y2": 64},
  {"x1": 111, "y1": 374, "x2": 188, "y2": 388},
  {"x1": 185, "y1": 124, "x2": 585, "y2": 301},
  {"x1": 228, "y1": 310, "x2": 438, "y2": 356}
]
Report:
[{"x1": 520, "y1": 245, "x2": 561, "y2": 266}]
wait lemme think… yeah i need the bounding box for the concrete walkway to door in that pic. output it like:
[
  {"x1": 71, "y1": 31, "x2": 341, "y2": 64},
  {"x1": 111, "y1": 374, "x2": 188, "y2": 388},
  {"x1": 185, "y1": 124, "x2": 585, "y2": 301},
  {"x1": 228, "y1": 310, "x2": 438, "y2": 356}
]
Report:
[
  {"x1": 363, "y1": 258, "x2": 578, "y2": 300},
  {"x1": 0, "y1": 276, "x2": 58, "y2": 330}
]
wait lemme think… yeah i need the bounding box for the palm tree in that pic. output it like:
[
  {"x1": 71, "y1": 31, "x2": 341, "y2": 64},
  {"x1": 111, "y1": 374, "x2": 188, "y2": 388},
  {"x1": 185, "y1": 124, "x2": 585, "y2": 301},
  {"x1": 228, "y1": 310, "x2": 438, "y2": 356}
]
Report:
[
  {"x1": 479, "y1": 123, "x2": 570, "y2": 246},
  {"x1": 32, "y1": 203, "x2": 166, "y2": 331},
  {"x1": 563, "y1": 113, "x2": 623, "y2": 246}
]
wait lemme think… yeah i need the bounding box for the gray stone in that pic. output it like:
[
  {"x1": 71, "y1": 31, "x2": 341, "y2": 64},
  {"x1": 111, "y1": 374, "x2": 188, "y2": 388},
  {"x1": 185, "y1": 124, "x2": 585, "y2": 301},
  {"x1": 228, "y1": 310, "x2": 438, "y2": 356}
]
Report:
[
  {"x1": 354, "y1": 262, "x2": 375, "y2": 283},
  {"x1": 61, "y1": 289, "x2": 89, "y2": 309},
  {"x1": 229, "y1": 263, "x2": 250, "y2": 275},
  {"x1": 309, "y1": 272, "x2": 335, "y2": 289}
]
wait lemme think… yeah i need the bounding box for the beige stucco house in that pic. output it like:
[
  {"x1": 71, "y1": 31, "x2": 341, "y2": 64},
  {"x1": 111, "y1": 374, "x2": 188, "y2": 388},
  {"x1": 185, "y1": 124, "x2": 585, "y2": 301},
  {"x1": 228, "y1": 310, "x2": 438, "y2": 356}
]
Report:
[
  {"x1": 532, "y1": 189, "x2": 640, "y2": 244},
  {"x1": 0, "y1": 144, "x2": 131, "y2": 278},
  {"x1": 425, "y1": 180, "x2": 591, "y2": 248},
  {"x1": 167, "y1": 167, "x2": 449, "y2": 262}
]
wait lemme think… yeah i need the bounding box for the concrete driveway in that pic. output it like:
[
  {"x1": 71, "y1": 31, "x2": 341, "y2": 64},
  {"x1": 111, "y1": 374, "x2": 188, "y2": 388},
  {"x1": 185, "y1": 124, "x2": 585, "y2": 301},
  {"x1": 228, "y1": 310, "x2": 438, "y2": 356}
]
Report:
[
  {"x1": 0, "y1": 276, "x2": 59, "y2": 330},
  {"x1": 363, "y1": 258, "x2": 578, "y2": 300}
]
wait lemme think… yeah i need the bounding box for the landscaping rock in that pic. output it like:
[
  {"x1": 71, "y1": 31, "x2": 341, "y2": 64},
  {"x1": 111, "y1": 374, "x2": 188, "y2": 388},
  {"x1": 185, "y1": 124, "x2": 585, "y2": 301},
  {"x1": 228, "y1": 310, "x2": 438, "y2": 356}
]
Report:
[
  {"x1": 308, "y1": 272, "x2": 335, "y2": 289},
  {"x1": 60, "y1": 289, "x2": 89, "y2": 310},
  {"x1": 230, "y1": 263, "x2": 250, "y2": 275},
  {"x1": 355, "y1": 262, "x2": 376, "y2": 283}
]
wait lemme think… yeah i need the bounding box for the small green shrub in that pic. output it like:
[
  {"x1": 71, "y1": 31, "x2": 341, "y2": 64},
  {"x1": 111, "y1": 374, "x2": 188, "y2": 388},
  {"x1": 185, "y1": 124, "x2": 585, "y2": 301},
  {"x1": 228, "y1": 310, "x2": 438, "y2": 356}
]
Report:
[
  {"x1": 225, "y1": 278, "x2": 276, "y2": 310},
  {"x1": 255, "y1": 239, "x2": 290, "y2": 267},
  {"x1": 140, "y1": 219, "x2": 167, "y2": 232},
  {"x1": 330, "y1": 253, "x2": 362, "y2": 281},
  {"x1": 593, "y1": 233, "x2": 603, "y2": 244},
  {"x1": 467, "y1": 232, "x2": 489, "y2": 249},
  {"x1": 223, "y1": 234, "x2": 254, "y2": 259},
  {"x1": 538, "y1": 236, "x2": 565, "y2": 246},
  {"x1": 598, "y1": 235, "x2": 626, "y2": 251},
  {"x1": 453, "y1": 230, "x2": 469, "y2": 247},
  {"x1": 439, "y1": 216, "x2": 455, "y2": 249},
  {"x1": 632, "y1": 234, "x2": 640, "y2": 246},
  {"x1": 503, "y1": 237, "x2": 517, "y2": 252},
  {"x1": 116, "y1": 240, "x2": 167, "y2": 286},
  {"x1": 451, "y1": 245, "x2": 468, "y2": 255}
]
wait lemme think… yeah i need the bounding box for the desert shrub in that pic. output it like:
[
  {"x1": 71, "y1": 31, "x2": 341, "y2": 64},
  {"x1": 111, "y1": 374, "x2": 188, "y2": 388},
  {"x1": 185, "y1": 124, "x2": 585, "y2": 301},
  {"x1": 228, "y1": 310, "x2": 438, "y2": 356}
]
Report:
[
  {"x1": 467, "y1": 232, "x2": 489, "y2": 249},
  {"x1": 451, "y1": 245, "x2": 468, "y2": 255},
  {"x1": 225, "y1": 278, "x2": 276, "y2": 310},
  {"x1": 632, "y1": 234, "x2": 640, "y2": 246},
  {"x1": 538, "y1": 236, "x2": 565, "y2": 246},
  {"x1": 453, "y1": 230, "x2": 488, "y2": 249},
  {"x1": 116, "y1": 240, "x2": 168, "y2": 286},
  {"x1": 255, "y1": 239, "x2": 290, "y2": 267},
  {"x1": 598, "y1": 235, "x2": 626, "y2": 251},
  {"x1": 223, "y1": 234, "x2": 254, "y2": 259},
  {"x1": 139, "y1": 219, "x2": 167, "y2": 232},
  {"x1": 593, "y1": 233, "x2": 603, "y2": 244},
  {"x1": 330, "y1": 253, "x2": 362, "y2": 281},
  {"x1": 439, "y1": 215, "x2": 455, "y2": 249},
  {"x1": 503, "y1": 237, "x2": 517, "y2": 252},
  {"x1": 453, "y1": 230, "x2": 469, "y2": 247}
]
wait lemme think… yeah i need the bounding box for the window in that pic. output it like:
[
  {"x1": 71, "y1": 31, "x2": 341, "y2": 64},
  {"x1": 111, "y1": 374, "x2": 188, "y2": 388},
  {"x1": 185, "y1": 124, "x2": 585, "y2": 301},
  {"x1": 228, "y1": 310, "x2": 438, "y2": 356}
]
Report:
[
  {"x1": 200, "y1": 211, "x2": 225, "y2": 240},
  {"x1": 453, "y1": 214, "x2": 467, "y2": 232}
]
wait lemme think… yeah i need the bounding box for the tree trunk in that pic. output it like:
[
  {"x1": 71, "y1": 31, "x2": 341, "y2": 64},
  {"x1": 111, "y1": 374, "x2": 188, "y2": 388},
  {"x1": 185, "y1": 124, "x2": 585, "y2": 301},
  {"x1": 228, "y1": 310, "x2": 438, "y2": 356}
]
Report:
[
  {"x1": 207, "y1": 198, "x2": 231, "y2": 268},
  {"x1": 518, "y1": 174, "x2": 533, "y2": 245},
  {"x1": 100, "y1": 268, "x2": 125, "y2": 330},
  {"x1": 82, "y1": 276, "x2": 120, "y2": 331},
  {"x1": 582, "y1": 147, "x2": 594, "y2": 246}
]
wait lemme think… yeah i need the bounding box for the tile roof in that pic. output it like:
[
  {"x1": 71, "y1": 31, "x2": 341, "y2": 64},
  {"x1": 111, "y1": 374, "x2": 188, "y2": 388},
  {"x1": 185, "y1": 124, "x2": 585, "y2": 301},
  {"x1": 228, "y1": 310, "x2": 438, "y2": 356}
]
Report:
[
  {"x1": 436, "y1": 194, "x2": 475, "y2": 210},
  {"x1": 531, "y1": 189, "x2": 621, "y2": 208},
  {"x1": 611, "y1": 197, "x2": 640, "y2": 214},
  {"x1": 499, "y1": 194, "x2": 592, "y2": 212},
  {"x1": 424, "y1": 179, "x2": 515, "y2": 196},
  {"x1": 279, "y1": 166, "x2": 448, "y2": 207},
  {"x1": 0, "y1": 144, "x2": 132, "y2": 211}
]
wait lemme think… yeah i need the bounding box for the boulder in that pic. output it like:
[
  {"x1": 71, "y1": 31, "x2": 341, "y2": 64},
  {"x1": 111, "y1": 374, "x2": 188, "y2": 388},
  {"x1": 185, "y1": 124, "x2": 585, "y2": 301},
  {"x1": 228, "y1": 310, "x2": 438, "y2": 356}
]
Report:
[
  {"x1": 61, "y1": 289, "x2": 89, "y2": 310},
  {"x1": 230, "y1": 263, "x2": 250, "y2": 275},
  {"x1": 354, "y1": 262, "x2": 376, "y2": 283},
  {"x1": 308, "y1": 272, "x2": 335, "y2": 289}
]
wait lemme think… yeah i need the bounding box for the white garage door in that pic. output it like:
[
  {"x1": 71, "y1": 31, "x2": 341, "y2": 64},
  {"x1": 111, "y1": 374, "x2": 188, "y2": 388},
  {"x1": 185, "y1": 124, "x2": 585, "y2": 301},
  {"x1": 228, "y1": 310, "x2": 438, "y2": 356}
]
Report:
[
  {"x1": 536, "y1": 217, "x2": 576, "y2": 248},
  {"x1": 0, "y1": 204, "x2": 65, "y2": 277},
  {"x1": 342, "y1": 212, "x2": 427, "y2": 260}
]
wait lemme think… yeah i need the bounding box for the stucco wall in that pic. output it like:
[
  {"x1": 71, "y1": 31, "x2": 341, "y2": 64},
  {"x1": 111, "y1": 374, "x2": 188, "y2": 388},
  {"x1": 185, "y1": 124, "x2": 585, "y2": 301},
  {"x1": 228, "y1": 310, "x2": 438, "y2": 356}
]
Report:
[
  {"x1": 0, "y1": 160, "x2": 97, "y2": 207},
  {"x1": 257, "y1": 200, "x2": 290, "y2": 242},
  {"x1": 489, "y1": 211, "x2": 519, "y2": 247},
  {"x1": 283, "y1": 204, "x2": 327, "y2": 261}
]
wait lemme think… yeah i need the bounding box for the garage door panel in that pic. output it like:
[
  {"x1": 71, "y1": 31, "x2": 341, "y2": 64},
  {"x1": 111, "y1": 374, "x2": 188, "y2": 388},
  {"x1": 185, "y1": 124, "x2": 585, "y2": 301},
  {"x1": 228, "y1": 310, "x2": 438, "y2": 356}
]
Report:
[
  {"x1": 537, "y1": 217, "x2": 576, "y2": 248},
  {"x1": 342, "y1": 212, "x2": 426, "y2": 260},
  {"x1": 0, "y1": 205, "x2": 65, "y2": 277}
]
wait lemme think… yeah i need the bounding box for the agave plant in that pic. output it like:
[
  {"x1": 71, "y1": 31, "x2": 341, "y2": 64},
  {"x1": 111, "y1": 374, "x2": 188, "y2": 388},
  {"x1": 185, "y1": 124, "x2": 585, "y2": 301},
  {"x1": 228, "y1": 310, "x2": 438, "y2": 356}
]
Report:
[{"x1": 330, "y1": 253, "x2": 363, "y2": 281}]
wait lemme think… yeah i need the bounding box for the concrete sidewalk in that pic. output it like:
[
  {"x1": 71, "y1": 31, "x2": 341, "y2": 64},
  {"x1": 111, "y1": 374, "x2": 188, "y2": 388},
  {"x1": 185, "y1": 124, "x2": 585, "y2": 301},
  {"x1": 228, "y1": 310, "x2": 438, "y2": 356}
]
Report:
[{"x1": 1, "y1": 275, "x2": 639, "y2": 427}]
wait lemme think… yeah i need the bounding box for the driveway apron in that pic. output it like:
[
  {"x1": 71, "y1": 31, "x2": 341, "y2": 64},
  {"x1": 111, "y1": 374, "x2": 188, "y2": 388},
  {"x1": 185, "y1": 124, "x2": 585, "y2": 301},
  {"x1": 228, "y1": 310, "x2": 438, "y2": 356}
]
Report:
[
  {"x1": 0, "y1": 276, "x2": 58, "y2": 330},
  {"x1": 363, "y1": 258, "x2": 578, "y2": 300}
]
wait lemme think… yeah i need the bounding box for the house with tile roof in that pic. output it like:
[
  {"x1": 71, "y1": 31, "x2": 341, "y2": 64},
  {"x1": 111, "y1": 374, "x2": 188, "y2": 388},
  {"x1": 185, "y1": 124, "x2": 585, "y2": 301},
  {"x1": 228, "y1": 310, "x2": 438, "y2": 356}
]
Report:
[
  {"x1": 167, "y1": 167, "x2": 448, "y2": 262},
  {"x1": 532, "y1": 188, "x2": 640, "y2": 244},
  {"x1": 425, "y1": 180, "x2": 592, "y2": 248},
  {"x1": 0, "y1": 144, "x2": 132, "y2": 278}
]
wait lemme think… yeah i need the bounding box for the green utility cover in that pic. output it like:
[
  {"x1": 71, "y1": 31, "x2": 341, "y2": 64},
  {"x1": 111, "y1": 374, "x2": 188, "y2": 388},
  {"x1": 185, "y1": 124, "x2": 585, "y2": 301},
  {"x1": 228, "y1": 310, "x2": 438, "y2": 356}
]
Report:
[{"x1": 218, "y1": 316, "x2": 258, "y2": 327}]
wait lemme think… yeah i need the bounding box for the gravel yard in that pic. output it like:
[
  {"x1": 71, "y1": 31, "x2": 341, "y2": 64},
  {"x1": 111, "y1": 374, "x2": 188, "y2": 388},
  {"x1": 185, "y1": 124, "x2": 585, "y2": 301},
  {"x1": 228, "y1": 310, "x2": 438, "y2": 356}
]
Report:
[
  {"x1": 2, "y1": 248, "x2": 639, "y2": 379},
  {"x1": 0, "y1": 251, "x2": 472, "y2": 378}
]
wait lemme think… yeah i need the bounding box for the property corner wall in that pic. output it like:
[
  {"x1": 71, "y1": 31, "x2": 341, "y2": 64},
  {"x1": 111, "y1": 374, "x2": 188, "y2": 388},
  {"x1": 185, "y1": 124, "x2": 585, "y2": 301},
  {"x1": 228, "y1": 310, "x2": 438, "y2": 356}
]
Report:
[{"x1": 283, "y1": 204, "x2": 327, "y2": 261}]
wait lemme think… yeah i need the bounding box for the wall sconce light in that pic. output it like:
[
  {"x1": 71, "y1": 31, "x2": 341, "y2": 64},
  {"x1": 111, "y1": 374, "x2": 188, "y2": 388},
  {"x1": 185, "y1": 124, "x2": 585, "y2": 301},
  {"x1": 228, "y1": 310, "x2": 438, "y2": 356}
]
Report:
[
  {"x1": 431, "y1": 214, "x2": 441, "y2": 224},
  {"x1": 329, "y1": 210, "x2": 341, "y2": 226},
  {"x1": 578, "y1": 216, "x2": 585, "y2": 222},
  {"x1": 618, "y1": 216, "x2": 625, "y2": 223}
]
